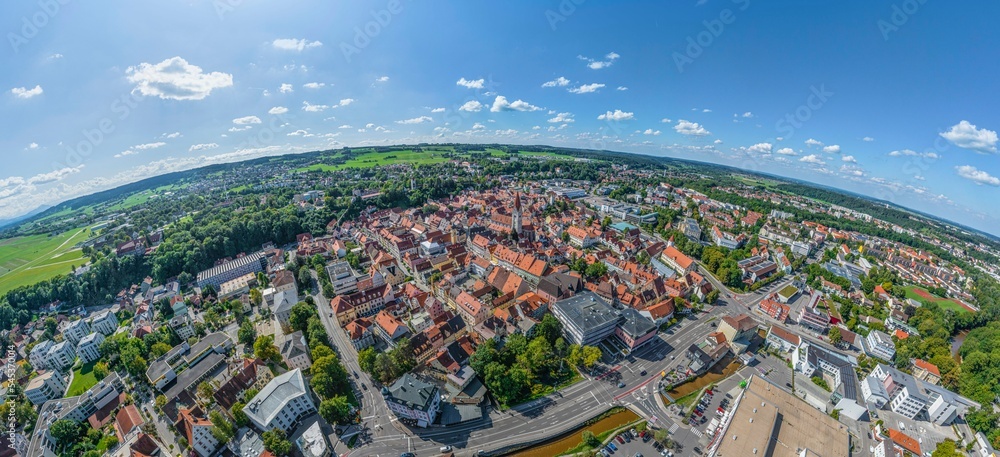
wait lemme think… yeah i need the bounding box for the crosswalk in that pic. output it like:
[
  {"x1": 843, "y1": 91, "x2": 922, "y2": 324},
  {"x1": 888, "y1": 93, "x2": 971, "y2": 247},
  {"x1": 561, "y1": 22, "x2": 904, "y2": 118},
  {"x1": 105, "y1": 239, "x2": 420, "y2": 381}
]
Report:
[
  {"x1": 691, "y1": 427, "x2": 703, "y2": 438},
  {"x1": 668, "y1": 423, "x2": 679, "y2": 434}
]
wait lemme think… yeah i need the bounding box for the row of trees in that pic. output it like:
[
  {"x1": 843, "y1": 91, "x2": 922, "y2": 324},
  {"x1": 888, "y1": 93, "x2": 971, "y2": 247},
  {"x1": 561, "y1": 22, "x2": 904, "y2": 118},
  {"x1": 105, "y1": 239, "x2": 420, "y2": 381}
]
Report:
[{"x1": 358, "y1": 339, "x2": 417, "y2": 385}]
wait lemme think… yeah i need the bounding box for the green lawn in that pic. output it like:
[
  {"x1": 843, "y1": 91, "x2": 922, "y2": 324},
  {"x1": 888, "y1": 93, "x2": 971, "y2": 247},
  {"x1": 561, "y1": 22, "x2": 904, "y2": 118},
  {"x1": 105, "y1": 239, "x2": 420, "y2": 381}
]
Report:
[
  {"x1": 298, "y1": 149, "x2": 454, "y2": 172},
  {"x1": 902, "y1": 285, "x2": 972, "y2": 314},
  {"x1": 67, "y1": 360, "x2": 99, "y2": 396},
  {"x1": 0, "y1": 226, "x2": 92, "y2": 294}
]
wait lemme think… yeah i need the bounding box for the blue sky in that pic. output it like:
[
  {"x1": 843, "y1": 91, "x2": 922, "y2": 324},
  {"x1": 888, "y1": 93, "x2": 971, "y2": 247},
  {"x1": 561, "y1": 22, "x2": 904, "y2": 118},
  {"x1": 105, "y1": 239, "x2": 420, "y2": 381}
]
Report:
[{"x1": 4, "y1": 0, "x2": 1000, "y2": 235}]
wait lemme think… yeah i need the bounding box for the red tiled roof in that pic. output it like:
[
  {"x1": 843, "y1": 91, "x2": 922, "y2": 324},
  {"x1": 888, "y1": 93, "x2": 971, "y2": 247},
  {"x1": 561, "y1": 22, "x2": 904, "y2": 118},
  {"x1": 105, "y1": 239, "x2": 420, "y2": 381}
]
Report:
[
  {"x1": 888, "y1": 429, "x2": 921, "y2": 455},
  {"x1": 913, "y1": 358, "x2": 940, "y2": 376}
]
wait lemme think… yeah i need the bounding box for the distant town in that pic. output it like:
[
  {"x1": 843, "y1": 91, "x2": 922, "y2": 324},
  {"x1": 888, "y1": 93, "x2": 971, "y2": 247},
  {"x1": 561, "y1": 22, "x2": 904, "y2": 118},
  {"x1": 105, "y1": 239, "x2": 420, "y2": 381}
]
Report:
[{"x1": 1, "y1": 145, "x2": 998, "y2": 457}]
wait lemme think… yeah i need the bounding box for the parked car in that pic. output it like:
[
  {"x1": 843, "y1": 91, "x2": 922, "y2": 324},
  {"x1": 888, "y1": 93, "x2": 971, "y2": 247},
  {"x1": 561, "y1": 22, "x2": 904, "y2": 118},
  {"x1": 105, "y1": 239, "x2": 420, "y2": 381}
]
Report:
[
  {"x1": 617, "y1": 435, "x2": 625, "y2": 444},
  {"x1": 608, "y1": 442, "x2": 618, "y2": 452}
]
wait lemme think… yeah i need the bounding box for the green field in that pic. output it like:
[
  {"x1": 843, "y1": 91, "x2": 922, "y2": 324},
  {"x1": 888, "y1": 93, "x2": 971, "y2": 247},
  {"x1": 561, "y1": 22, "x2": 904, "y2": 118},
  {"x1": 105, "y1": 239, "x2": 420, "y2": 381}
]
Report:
[
  {"x1": 902, "y1": 285, "x2": 972, "y2": 314},
  {"x1": 67, "y1": 360, "x2": 99, "y2": 396},
  {"x1": 298, "y1": 150, "x2": 452, "y2": 172},
  {"x1": 0, "y1": 226, "x2": 92, "y2": 294}
]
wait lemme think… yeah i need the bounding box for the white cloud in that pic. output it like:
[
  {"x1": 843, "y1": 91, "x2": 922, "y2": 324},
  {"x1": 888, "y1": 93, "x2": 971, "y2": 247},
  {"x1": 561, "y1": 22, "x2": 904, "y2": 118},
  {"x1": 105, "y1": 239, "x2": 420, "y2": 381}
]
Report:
[
  {"x1": 26, "y1": 143, "x2": 39, "y2": 150},
  {"x1": 28, "y1": 166, "x2": 83, "y2": 185},
  {"x1": 822, "y1": 145, "x2": 841, "y2": 154},
  {"x1": 268, "y1": 106, "x2": 288, "y2": 115},
  {"x1": 396, "y1": 116, "x2": 433, "y2": 124},
  {"x1": 541, "y1": 77, "x2": 570, "y2": 88},
  {"x1": 472, "y1": 123, "x2": 485, "y2": 130},
  {"x1": 133, "y1": 142, "x2": 166, "y2": 150},
  {"x1": 279, "y1": 83, "x2": 294, "y2": 94},
  {"x1": 674, "y1": 119, "x2": 709, "y2": 136},
  {"x1": 338, "y1": 125, "x2": 353, "y2": 129},
  {"x1": 598, "y1": 110, "x2": 635, "y2": 121},
  {"x1": 456, "y1": 78, "x2": 485, "y2": 89},
  {"x1": 568, "y1": 83, "x2": 605, "y2": 94},
  {"x1": 459, "y1": 100, "x2": 483, "y2": 112},
  {"x1": 303, "y1": 82, "x2": 326, "y2": 89},
  {"x1": 740, "y1": 112, "x2": 754, "y2": 118},
  {"x1": 714, "y1": 139, "x2": 723, "y2": 145},
  {"x1": 643, "y1": 129, "x2": 661, "y2": 136},
  {"x1": 11, "y1": 85, "x2": 43, "y2": 99},
  {"x1": 532, "y1": 126, "x2": 541, "y2": 130},
  {"x1": 862, "y1": 136, "x2": 875, "y2": 142},
  {"x1": 747, "y1": 143, "x2": 772, "y2": 154},
  {"x1": 840, "y1": 164, "x2": 865, "y2": 177},
  {"x1": 125, "y1": 57, "x2": 232, "y2": 101},
  {"x1": 337, "y1": 98, "x2": 355, "y2": 107},
  {"x1": 842, "y1": 155, "x2": 857, "y2": 163},
  {"x1": 287, "y1": 129, "x2": 313, "y2": 137},
  {"x1": 956, "y1": 165, "x2": 1000, "y2": 186},
  {"x1": 580, "y1": 52, "x2": 620, "y2": 70},
  {"x1": 430, "y1": 107, "x2": 445, "y2": 113},
  {"x1": 48, "y1": 53, "x2": 63, "y2": 59},
  {"x1": 888, "y1": 149, "x2": 938, "y2": 159},
  {"x1": 162, "y1": 132, "x2": 182, "y2": 139},
  {"x1": 660, "y1": 118, "x2": 672, "y2": 123},
  {"x1": 228, "y1": 126, "x2": 252, "y2": 132},
  {"x1": 805, "y1": 138, "x2": 823, "y2": 147},
  {"x1": 776, "y1": 147, "x2": 797, "y2": 155},
  {"x1": 491, "y1": 95, "x2": 541, "y2": 112},
  {"x1": 189, "y1": 143, "x2": 219, "y2": 152},
  {"x1": 616, "y1": 86, "x2": 628, "y2": 91},
  {"x1": 114, "y1": 150, "x2": 138, "y2": 158},
  {"x1": 272, "y1": 38, "x2": 323, "y2": 51},
  {"x1": 302, "y1": 101, "x2": 329, "y2": 112},
  {"x1": 800, "y1": 154, "x2": 825, "y2": 165},
  {"x1": 940, "y1": 120, "x2": 998, "y2": 154},
  {"x1": 548, "y1": 112, "x2": 575, "y2": 123},
  {"x1": 232, "y1": 115, "x2": 262, "y2": 125},
  {"x1": 374, "y1": 76, "x2": 390, "y2": 83}
]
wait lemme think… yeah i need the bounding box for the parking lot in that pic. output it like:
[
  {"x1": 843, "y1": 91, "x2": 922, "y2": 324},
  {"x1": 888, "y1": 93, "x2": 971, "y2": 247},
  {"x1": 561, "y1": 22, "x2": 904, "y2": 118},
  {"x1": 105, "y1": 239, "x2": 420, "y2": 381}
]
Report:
[{"x1": 600, "y1": 428, "x2": 667, "y2": 457}]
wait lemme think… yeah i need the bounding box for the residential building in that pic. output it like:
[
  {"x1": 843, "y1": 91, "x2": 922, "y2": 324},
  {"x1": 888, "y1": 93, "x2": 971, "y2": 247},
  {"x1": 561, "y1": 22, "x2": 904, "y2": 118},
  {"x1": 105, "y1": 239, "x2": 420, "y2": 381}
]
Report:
[
  {"x1": 46, "y1": 341, "x2": 76, "y2": 370},
  {"x1": 89, "y1": 309, "x2": 119, "y2": 336},
  {"x1": 382, "y1": 373, "x2": 441, "y2": 427},
  {"x1": 550, "y1": 292, "x2": 622, "y2": 346},
  {"x1": 272, "y1": 289, "x2": 297, "y2": 325},
  {"x1": 708, "y1": 375, "x2": 850, "y2": 457},
  {"x1": 374, "y1": 310, "x2": 409, "y2": 347},
  {"x1": 758, "y1": 297, "x2": 790, "y2": 322},
  {"x1": 295, "y1": 421, "x2": 331, "y2": 457},
  {"x1": 177, "y1": 406, "x2": 220, "y2": 457},
  {"x1": 244, "y1": 369, "x2": 317, "y2": 433},
  {"x1": 345, "y1": 318, "x2": 375, "y2": 350},
  {"x1": 912, "y1": 359, "x2": 941, "y2": 385},
  {"x1": 62, "y1": 319, "x2": 90, "y2": 345},
  {"x1": 792, "y1": 342, "x2": 867, "y2": 420},
  {"x1": 765, "y1": 325, "x2": 801, "y2": 353},
  {"x1": 717, "y1": 314, "x2": 757, "y2": 353},
  {"x1": 659, "y1": 245, "x2": 694, "y2": 274},
  {"x1": 76, "y1": 332, "x2": 105, "y2": 363},
  {"x1": 146, "y1": 332, "x2": 233, "y2": 390},
  {"x1": 863, "y1": 330, "x2": 896, "y2": 361},
  {"x1": 113, "y1": 404, "x2": 145, "y2": 442},
  {"x1": 27, "y1": 374, "x2": 125, "y2": 457},
  {"x1": 29, "y1": 340, "x2": 54, "y2": 370},
  {"x1": 196, "y1": 251, "x2": 268, "y2": 289},
  {"x1": 170, "y1": 314, "x2": 196, "y2": 339},
  {"x1": 24, "y1": 371, "x2": 67, "y2": 405},
  {"x1": 280, "y1": 331, "x2": 311, "y2": 371}
]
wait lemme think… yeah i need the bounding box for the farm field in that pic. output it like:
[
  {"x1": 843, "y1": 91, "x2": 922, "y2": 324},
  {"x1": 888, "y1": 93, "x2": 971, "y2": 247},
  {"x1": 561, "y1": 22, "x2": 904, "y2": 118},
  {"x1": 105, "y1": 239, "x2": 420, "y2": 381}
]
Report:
[
  {"x1": 0, "y1": 226, "x2": 92, "y2": 294},
  {"x1": 902, "y1": 285, "x2": 975, "y2": 314},
  {"x1": 298, "y1": 149, "x2": 452, "y2": 172}
]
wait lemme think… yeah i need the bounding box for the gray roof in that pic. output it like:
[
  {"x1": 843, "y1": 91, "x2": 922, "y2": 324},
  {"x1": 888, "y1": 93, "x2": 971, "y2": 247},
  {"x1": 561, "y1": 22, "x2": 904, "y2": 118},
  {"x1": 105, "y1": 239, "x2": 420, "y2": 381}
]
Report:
[
  {"x1": 618, "y1": 308, "x2": 656, "y2": 338},
  {"x1": 551, "y1": 292, "x2": 621, "y2": 333},
  {"x1": 78, "y1": 332, "x2": 101, "y2": 346},
  {"x1": 281, "y1": 331, "x2": 309, "y2": 360},
  {"x1": 244, "y1": 368, "x2": 310, "y2": 428},
  {"x1": 384, "y1": 373, "x2": 438, "y2": 412},
  {"x1": 273, "y1": 290, "x2": 297, "y2": 314}
]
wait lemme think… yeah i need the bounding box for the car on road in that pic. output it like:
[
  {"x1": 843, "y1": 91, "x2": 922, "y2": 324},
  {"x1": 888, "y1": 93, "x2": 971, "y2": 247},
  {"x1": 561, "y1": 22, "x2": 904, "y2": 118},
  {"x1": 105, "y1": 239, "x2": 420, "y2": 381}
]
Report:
[
  {"x1": 618, "y1": 381, "x2": 626, "y2": 388},
  {"x1": 401, "y1": 453, "x2": 415, "y2": 457},
  {"x1": 640, "y1": 370, "x2": 647, "y2": 376},
  {"x1": 362, "y1": 384, "x2": 368, "y2": 390},
  {"x1": 440, "y1": 445, "x2": 452, "y2": 452}
]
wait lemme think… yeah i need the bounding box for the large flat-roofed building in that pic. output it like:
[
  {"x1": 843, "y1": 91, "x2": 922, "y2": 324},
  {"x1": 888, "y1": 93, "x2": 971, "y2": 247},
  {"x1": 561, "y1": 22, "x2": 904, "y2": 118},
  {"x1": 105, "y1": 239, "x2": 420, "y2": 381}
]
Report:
[
  {"x1": 550, "y1": 292, "x2": 622, "y2": 346},
  {"x1": 28, "y1": 374, "x2": 125, "y2": 457},
  {"x1": 708, "y1": 375, "x2": 851, "y2": 457},
  {"x1": 89, "y1": 309, "x2": 119, "y2": 336},
  {"x1": 76, "y1": 332, "x2": 105, "y2": 363},
  {"x1": 243, "y1": 369, "x2": 316, "y2": 433},
  {"x1": 863, "y1": 330, "x2": 896, "y2": 361},
  {"x1": 862, "y1": 363, "x2": 978, "y2": 425},
  {"x1": 29, "y1": 340, "x2": 54, "y2": 370},
  {"x1": 196, "y1": 251, "x2": 268, "y2": 289},
  {"x1": 46, "y1": 341, "x2": 76, "y2": 370},
  {"x1": 61, "y1": 319, "x2": 90, "y2": 345},
  {"x1": 146, "y1": 332, "x2": 233, "y2": 390},
  {"x1": 24, "y1": 371, "x2": 67, "y2": 405}
]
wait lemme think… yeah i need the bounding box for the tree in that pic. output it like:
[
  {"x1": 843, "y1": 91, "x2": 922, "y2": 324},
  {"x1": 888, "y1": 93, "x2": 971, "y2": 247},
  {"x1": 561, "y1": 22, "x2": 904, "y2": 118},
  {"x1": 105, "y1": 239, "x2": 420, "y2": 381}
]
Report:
[
  {"x1": 155, "y1": 395, "x2": 167, "y2": 410},
  {"x1": 312, "y1": 344, "x2": 335, "y2": 361},
  {"x1": 582, "y1": 430, "x2": 600, "y2": 447},
  {"x1": 249, "y1": 288, "x2": 263, "y2": 307},
  {"x1": 358, "y1": 347, "x2": 377, "y2": 373},
  {"x1": 150, "y1": 342, "x2": 172, "y2": 358},
  {"x1": 828, "y1": 327, "x2": 843, "y2": 346},
  {"x1": 311, "y1": 355, "x2": 350, "y2": 399},
  {"x1": 93, "y1": 361, "x2": 109, "y2": 380},
  {"x1": 297, "y1": 268, "x2": 312, "y2": 291},
  {"x1": 262, "y1": 428, "x2": 292, "y2": 456},
  {"x1": 209, "y1": 410, "x2": 236, "y2": 443},
  {"x1": 319, "y1": 396, "x2": 353, "y2": 425},
  {"x1": 289, "y1": 302, "x2": 317, "y2": 332},
  {"x1": 238, "y1": 320, "x2": 257, "y2": 346},
  {"x1": 253, "y1": 335, "x2": 280, "y2": 362},
  {"x1": 197, "y1": 381, "x2": 215, "y2": 405},
  {"x1": 231, "y1": 401, "x2": 249, "y2": 427},
  {"x1": 705, "y1": 289, "x2": 720, "y2": 304},
  {"x1": 931, "y1": 440, "x2": 963, "y2": 457},
  {"x1": 49, "y1": 419, "x2": 80, "y2": 448},
  {"x1": 568, "y1": 344, "x2": 602, "y2": 369},
  {"x1": 535, "y1": 314, "x2": 562, "y2": 346}
]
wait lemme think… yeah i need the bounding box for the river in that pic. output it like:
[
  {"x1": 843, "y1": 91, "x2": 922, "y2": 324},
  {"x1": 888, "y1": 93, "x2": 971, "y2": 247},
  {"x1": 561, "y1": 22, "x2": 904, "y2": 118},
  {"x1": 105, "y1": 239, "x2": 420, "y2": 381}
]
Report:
[{"x1": 510, "y1": 409, "x2": 640, "y2": 457}]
